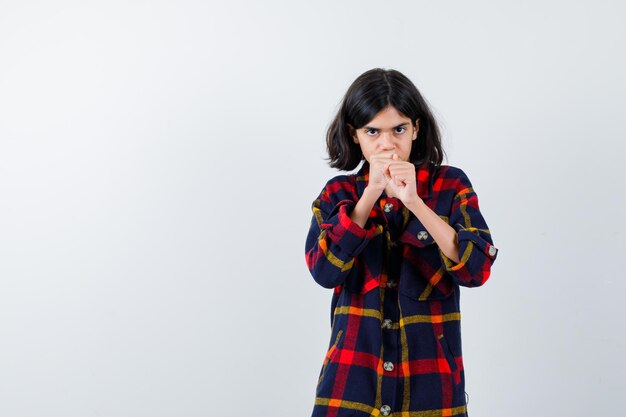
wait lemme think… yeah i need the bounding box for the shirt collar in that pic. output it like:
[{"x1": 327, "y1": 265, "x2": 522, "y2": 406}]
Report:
[{"x1": 354, "y1": 160, "x2": 434, "y2": 200}]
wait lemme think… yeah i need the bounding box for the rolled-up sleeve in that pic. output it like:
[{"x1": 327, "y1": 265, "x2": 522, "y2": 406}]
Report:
[
  {"x1": 304, "y1": 184, "x2": 380, "y2": 289},
  {"x1": 438, "y1": 169, "x2": 499, "y2": 287}
]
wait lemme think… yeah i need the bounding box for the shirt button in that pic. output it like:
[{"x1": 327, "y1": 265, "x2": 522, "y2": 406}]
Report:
[
  {"x1": 417, "y1": 230, "x2": 429, "y2": 240},
  {"x1": 381, "y1": 319, "x2": 393, "y2": 329},
  {"x1": 386, "y1": 279, "x2": 397, "y2": 288},
  {"x1": 488, "y1": 245, "x2": 497, "y2": 256},
  {"x1": 383, "y1": 361, "x2": 394, "y2": 371},
  {"x1": 383, "y1": 203, "x2": 394, "y2": 212},
  {"x1": 380, "y1": 405, "x2": 391, "y2": 416}
]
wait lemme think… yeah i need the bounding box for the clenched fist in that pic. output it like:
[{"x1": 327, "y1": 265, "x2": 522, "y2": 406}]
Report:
[{"x1": 366, "y1": 151, "x2": 421, "y2": 207}]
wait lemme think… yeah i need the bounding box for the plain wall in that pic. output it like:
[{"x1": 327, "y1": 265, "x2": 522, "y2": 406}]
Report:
[{"x1": 1, "y1": 0, "x2": 625, "y2": 416}]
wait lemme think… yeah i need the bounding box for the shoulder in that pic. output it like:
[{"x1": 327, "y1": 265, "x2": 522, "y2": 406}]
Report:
[
  {"x1": 434, "y1": 164, "x2": 468, "y2": 179},
  {"x1": 325, "y1": 172, "x2": 355, "y2": 187},
  {"x1": 432, "y1": 164, "x2": 474, "y2": 193},
  {"x1": 317, "y1": 172, "x2": 358, "y2": 203}
]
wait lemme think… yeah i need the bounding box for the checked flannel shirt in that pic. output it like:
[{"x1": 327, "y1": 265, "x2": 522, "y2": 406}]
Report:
[{"x1": 304, "y1": 160, "x2": 498, "y2": 417}]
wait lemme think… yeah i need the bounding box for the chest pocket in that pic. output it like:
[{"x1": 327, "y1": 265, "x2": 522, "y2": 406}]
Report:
[
  {"x1": 372, "y1": 204, "x2": 455, "y2": 301},
  {"x1": 399, "y1": 242, "x2": 456, "y2": 301},
  {"x1": 397, "y1": 214, "x2": 456, "y2": 301}
]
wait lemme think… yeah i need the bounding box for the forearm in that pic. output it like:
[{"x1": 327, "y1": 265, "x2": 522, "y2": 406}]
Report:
[
  {"x1": 349, "y1": 186, "x2": 379, "y2": 229},
  {"x1": 405, "y1": 199, "x2": 460, "y2": 263}
]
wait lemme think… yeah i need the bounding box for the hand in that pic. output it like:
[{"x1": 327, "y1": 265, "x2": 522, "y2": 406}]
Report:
[
  {"x1": 366, "y1": 151, "x2": 396, "y2": 195},
  {"x1": 384, "y1": 154, "x2": 421, "y2": 207}
]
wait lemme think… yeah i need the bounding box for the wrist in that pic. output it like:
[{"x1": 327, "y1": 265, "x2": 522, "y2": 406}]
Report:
[
  {"x1": 358, "y1": 186, "x2": 380, "y2": 212},
  {"x1": 405, "y1": 198, "x2": 427, "y2": 214},
  {"x1": 363, "y1": 184, "x2": 383, "y2": 199}
]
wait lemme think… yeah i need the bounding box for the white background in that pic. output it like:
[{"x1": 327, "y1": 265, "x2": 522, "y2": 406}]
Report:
[{"x1": 1, "y1": 1, "x2": 625, "y2": 416}]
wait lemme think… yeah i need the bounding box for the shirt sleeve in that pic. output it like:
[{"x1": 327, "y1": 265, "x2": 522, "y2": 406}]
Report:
[
  {"x1": 437, "y1": 168, "x2": 499, "y2": 287},
  {"x1": 304, "y1": 183, "x2": 380, "y2": 289}
]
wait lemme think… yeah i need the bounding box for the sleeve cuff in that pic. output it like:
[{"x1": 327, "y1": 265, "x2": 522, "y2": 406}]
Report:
[
  {"x1": 321, "y1": 199, "x2": 380, "y2": 258},
  {"x1": 438, "y1": 227, "x2": 499, "y2": 284}
]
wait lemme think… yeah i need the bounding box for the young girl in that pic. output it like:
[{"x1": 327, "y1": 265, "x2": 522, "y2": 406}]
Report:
[{"x1": 304, "y1": 68, "x2": 498, "y2": 417}]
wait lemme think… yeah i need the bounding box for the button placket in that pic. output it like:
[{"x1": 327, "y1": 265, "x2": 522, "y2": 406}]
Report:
[{"x1": 380, "y1": 199, "x2": 401, "y2": 416}]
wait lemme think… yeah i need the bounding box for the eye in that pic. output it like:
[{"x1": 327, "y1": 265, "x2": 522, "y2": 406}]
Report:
[
  {"x1": 395, "y1": 127, "x2": 406, "y2": 134},
  {"x1": 365, "y1": 128, "x2": 378, "y2": 136}
]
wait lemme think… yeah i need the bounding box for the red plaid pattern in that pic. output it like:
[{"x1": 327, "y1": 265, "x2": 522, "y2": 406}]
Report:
[{"x1": 305, "y1": 160, "x2": 498, "y2": 417}]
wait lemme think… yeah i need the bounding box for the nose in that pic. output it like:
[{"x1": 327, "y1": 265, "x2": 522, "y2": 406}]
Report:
[{"x1": 379, "y1": 132, "x2": 395, "y2": 150}]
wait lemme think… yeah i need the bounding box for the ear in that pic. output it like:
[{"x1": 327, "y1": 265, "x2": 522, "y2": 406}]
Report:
[
  {"x1": 347, "y1": 123, "x2": 358, "y2": 143},
  {"x1": 413, "y1": 119, "x2": 420, "y2": 140}
]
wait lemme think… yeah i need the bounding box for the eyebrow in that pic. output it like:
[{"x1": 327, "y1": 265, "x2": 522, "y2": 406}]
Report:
[{"x1": 363, "y1": 122, "x2": 410, "y2": 130}]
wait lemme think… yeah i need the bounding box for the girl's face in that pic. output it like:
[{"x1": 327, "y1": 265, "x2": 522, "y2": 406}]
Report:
[{"x1": 350, "y1": 105, "x2": 418, "y2": 163}]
